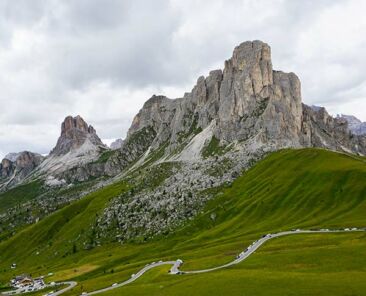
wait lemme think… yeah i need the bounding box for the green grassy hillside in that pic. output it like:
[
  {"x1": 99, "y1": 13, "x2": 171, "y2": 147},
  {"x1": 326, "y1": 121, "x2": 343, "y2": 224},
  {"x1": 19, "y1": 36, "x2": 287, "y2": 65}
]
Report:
[
  {"x1": 0, "y1": 148, "x2": 365, "y2": 295},
  {"x1": 0, "y1": 181, "x2": 43, "y2": 212}
]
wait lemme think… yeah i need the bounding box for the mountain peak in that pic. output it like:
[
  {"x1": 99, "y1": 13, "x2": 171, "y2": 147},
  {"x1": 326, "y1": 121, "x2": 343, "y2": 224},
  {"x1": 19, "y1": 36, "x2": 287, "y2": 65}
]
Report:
[
  {"x1": 50, "y1": 115, "x2": 103, "y2": 156},
  {"x1": 0, "y1": 151, "x2": 44, "y2": 188},
  {"x1": 61, "y1": 115, "x2": 96, "y2": 136}
]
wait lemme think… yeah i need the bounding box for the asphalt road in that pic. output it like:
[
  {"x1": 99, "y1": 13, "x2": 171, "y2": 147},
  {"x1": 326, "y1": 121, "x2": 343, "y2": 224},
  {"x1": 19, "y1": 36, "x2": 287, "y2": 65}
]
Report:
[
  {"x1": 21, "y1": 228, "x2": 363, "y2": 296},
  {"x1": 181, "y1": 229, "x2": 365, "y2": 274},
  {"x1": 86, "y1": 261, "x2": 176, "y2": 295},
  {"x1": 51, "y1": 281, "x2": 78, "y2": 296}
]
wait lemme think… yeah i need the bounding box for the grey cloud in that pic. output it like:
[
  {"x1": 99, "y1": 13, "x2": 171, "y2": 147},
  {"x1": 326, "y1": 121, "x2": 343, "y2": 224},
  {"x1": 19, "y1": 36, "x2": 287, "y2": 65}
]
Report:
[{"x1": 0, "y1": 0, "x2": 366, "y2": 159}]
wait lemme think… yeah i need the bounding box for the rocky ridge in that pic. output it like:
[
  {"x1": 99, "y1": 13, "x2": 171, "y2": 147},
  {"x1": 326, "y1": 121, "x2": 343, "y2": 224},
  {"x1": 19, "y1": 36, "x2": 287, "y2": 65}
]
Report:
[
  {"x1": 37, "y1": 115, "x2": 107, "y2": 179},
  {"x1": 0, "y1": 151, "x2": 44, "y2": 189},
  {"x1": 0, "y1": 115, "x2": 107, "y2": 189},
  {"x1": 339, "y1": 114, "x2": 366, "y2": 135},
  {"x1": 2, "y1": 40, "x2": 366, "y2": 244},
  {"x1": 50, "y1": 115, "x2": 104, "y2": 156},
  {"x1": 94, "y1": 41, "x2": 366, "y2": 242},
  {"x1": 108, "y1": 40, "x2": 365, "y2": 174}
]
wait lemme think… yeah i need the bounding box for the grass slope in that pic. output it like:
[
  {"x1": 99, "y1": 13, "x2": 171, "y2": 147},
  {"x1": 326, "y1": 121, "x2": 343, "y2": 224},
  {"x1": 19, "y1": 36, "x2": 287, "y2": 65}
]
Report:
[
  {"x1": 0, "y1": 148, "x2": 365, "y2": 295},
  {"x1": 0, "y1": 181, "x2": 43, "y2": 213}
]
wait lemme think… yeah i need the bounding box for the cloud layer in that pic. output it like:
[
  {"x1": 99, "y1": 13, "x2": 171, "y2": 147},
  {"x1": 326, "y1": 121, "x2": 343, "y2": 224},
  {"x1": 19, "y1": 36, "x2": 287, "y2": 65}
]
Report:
[{"x1": 1, "y1": 0, "x2": 366, "y2": 158}]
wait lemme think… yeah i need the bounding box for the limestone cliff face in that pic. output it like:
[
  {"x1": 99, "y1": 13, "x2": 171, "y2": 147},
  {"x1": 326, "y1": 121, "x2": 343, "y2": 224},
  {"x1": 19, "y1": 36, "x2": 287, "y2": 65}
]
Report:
[
  {"x1": 50, "y1": 115, "x2": 104, "y2": 156},
  {"x1": 3, "y1": 40, "x2": 366, "y2": 189},
  {"x1": 0, "y1": 158, "x2": 14, "y2": 179},
  {"x1": 37, "y1": 115, "x2": 108, "y2": 182},
  {"x1": 122, "y1": 40, "x2": 365, "y2": 165},
  {"x1": 301, "y1": 105, "x2": 366, "y2": 154},
  {"x1": 123, "y1": 41, "x2": 304, "y2": 161}
]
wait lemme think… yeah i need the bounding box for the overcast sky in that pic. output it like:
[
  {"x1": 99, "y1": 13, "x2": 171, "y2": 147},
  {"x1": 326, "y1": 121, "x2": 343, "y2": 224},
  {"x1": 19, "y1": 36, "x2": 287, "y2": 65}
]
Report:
[{"x1": 1, "y1": 0, "x2": 366, "y2": 159}]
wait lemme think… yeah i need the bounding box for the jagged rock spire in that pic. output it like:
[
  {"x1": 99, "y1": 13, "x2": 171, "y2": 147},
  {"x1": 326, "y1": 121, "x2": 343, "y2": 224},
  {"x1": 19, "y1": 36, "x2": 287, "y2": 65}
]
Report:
[{"x1": 50, "y1": 115, "x2": 104, "y2": 156}]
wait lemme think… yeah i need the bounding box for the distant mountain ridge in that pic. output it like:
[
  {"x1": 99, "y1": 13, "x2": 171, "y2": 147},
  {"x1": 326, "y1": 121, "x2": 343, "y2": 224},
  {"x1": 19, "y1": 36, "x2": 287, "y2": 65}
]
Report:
[
  {"x1": 1, "y1": 40, "x2": 366, "y2": 191},
  {"x1": 0, "y1": 151, "x2": 44, "y2": 189},
  {"x1": 50, "y1": 115, "x2": 104, "y2": 156},
  {"x1": 1, "y1": 40, "x2": 366, "y2": 249},
  {"x1": 112, "y1": 40, "x2": 366, "y2": 169},
  {"x1": 0, "y1": 115, "x2": 107, "y2": 189}
]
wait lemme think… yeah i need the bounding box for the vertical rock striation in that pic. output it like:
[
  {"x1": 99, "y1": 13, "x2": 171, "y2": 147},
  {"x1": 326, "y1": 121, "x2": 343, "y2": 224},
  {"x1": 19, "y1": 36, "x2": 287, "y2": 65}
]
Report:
[
  {"x1": 121, "y1": 40, "x2": 366, "y2": 166},
  {"x1": 126, "y1": 41, "x2": 303, "y2": 152},
  {"x1": 50, "y1": 115, "x2": 104, "y2": 156}
]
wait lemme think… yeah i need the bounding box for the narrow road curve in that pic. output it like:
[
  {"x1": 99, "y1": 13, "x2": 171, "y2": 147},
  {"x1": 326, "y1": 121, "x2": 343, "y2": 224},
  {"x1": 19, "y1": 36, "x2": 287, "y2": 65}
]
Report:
[
  {"x1": 51, "y1": 281, "x2": 78, "y2": 296},
  {"x1": 87, "y1": 261, "x2": 176, "y2": 295},
  {"x1": 52, "y1": 228, "x2": 365, "y2": 295}
]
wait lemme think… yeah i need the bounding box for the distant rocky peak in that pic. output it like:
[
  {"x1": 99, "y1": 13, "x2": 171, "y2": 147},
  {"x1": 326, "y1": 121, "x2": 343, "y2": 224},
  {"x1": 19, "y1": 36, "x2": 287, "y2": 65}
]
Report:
[
  {"x1": 110, "y1": 138, "x2": 124, "y2": 150},
  {"x1": 61, "y1": 115, "x2": 96, "y2": 136},
  {"x1": 338, "y1": 114, "x2": 366, "y2": 135},
  {"x1": 0, "y1": 151, "x2": 44, "y2": 186},
  {"x1": 50, "y1": 115, "x2": 104, "y2": 156},
  {"x1": 229, "y1": 40, "x2": 273, "y2": 87}
]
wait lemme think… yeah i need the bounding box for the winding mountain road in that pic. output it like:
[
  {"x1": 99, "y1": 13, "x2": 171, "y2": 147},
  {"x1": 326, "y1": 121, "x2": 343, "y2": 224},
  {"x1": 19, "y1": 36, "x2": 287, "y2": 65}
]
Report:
[
  {"x1": 51, "y1": 281, "x2": 78, "y2": 296},
  {"x1": 60, "y1": 228, "x2": 365, "y2": 295}
]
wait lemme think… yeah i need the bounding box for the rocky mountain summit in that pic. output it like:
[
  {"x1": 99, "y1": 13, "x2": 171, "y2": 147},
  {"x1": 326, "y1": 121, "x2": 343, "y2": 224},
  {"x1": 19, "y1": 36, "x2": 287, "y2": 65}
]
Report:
[
  {"x1": 3, "y1": 41, "x2": 364, "y2": 191},
  {"x1": 50, "y1": 115, "x2": 104, "y2": 156},
  {"x1": 0, "y1": 116, "x2": 107, "y2": 189},
  {"x1": 127, "y1": 41, "x2": 301, "y2": 152},
  {"x1": 109, "y1": 40, "x2": 365, "y2": 173},
  {"x1": 94, "y1": 40, "x2": 366, "y2": 241},
  {"x1": 0, "y1": 151, "x2": 44, "y2": 188},
  {"x1": 38, "y1": 115, "x2": 107, "y2": 179}
]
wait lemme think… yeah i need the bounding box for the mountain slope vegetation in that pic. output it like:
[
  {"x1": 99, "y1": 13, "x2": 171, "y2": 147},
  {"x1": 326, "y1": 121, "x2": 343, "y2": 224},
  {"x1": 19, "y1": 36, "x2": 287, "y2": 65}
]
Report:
[{"x1": 0, "y1": 148, "x2": 365, "y2": 295}]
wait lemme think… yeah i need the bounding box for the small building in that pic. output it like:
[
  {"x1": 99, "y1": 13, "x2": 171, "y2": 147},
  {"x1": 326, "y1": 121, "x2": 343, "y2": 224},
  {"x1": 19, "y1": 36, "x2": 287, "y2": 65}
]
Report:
[{"x1": 11, "y1": 274, "x2": 34, "y2": 288}]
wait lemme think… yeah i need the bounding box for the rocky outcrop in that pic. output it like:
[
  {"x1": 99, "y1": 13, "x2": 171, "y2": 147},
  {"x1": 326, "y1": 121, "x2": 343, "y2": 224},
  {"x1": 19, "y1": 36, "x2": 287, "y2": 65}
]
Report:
[
  {"x1": 3, "y1": 41, "x2": 366, "y2": 191},
  {"x1": 119, "y1": 40, "x2": 365, "y2": 170},
  {"x1": 0, "y1": 151, "x2": 44, "y2": 188},
  {"x1": 1, "y1": 116, "x2": 107, "y2": 188},
  {"x1": 50, "y1": 115, "x2": 104, "y2": 156},
  {"x1": 37, "y1": 115, "x2": 108, "y2": 182},
  {"x1": 3, "y1": 40, "x2": 366, "y2": 243},
  {"x1": 0, "y1": 158, "x2": 15, "y2": 179},
  {"x1": 339, "y1": 114, "x2": 366, "y2": 135},
  {"x1": 121, "y1": 41, "x2": 304, "y2": 166},
  {"x1": 301, "y1": 105, "x2": 366, "y2": 154}
]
